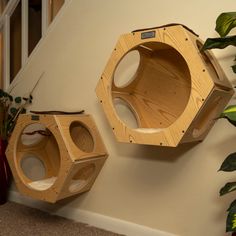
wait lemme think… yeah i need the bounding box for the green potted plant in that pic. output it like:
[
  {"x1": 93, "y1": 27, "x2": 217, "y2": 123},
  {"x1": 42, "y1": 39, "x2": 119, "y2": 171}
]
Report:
[
  {"x1": 203, "y1": 12, "x2": 236, "y2": 235},
  {"x1": 0, "y1": 89, "x2": 32, "y2": 205}
]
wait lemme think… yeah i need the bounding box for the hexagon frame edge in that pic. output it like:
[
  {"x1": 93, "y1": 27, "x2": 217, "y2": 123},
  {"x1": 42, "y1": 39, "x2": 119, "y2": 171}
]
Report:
[
  {"x1": 96, "y1": 24, "x2": 234, "y2": 147},
  {"x1": 6, "y1": 114, "x2": 108, "y2": 203}
]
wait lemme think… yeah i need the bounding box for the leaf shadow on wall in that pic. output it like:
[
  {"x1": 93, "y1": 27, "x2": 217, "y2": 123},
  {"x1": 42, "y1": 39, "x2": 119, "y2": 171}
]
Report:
[{"x1": 209, "y1": 133, "x2": 236, "y2": 227}]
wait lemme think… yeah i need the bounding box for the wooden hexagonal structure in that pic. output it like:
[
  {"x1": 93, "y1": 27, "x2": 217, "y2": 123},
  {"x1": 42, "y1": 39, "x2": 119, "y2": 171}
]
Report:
[
  {"x1": 96, "y1": 24, "x2": 234, "y2": 147},
  {"x1": 6, "y1": 114, "x2": 108, "y2": 203}
]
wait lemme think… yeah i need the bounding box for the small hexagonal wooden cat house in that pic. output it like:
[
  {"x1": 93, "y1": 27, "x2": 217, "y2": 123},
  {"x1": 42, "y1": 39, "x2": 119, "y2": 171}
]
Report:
[
  {"x1": 6, "y1": 114, "x2": 108, "y2": 203},
  {"x1": 96, "y1": 24, "x2": 234, "y2": 147}
]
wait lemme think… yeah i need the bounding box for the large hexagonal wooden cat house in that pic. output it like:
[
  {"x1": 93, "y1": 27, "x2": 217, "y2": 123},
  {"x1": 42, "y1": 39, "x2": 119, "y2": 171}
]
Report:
[
  {"x1": 6, "y1": 114, "x2": 108, "y2": 203},
  {"x1": 96, "y1": 24, "x2": 234, "y2": 147}
]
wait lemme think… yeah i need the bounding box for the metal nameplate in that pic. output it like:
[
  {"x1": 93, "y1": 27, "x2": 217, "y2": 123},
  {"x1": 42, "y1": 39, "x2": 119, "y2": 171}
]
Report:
[
  {"x1": 141, "y1": 31, "x2": 156, "y2": 39},
  {"x1": 31, "y1": 115, "x2": 40, "y2": 121}
]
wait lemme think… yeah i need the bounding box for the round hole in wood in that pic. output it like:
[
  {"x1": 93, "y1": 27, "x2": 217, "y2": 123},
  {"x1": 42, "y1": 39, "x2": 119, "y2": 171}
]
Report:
[
  {"x1": 114, "y1": 50, "x2": 140, "y2": 88},
  {"x1": 17, "y1": 127, "x2": 61, "y2": 191},
  {"x1": 192, "y1": 97, "x2": 222, "y2": 138},
  {"x1": 21, "y1": 123, "x2": 48, "y2": 146},
  {"x1": 70, "y1": 122, "x2": 94, "y2": 153},
  {"x1": 69, "y1": 164, "x2": 95, "y2": 193},
  {"x1": 113, "y1": 97, "x2": 139, "y2": 128},
  {"x1": 21, "y1": 154, "x2": 46, "y2": 181},
  {"x1": 111, "y1": 42, "x2": 191, "y2": 129},
  {"x1": 196, "y1": 40, "x2": 221, "y2": 81}
]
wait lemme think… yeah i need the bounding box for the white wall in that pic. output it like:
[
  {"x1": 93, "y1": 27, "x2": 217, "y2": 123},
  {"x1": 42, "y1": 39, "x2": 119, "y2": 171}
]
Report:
[{"x1": 9, "y1": 1, "x2": 236, "y2": 235}]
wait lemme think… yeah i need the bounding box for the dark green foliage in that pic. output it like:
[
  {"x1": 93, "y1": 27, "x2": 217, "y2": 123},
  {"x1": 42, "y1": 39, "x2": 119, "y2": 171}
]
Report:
[
  {"x1": 232, "y1": 65, "x2": 236, "y2": 73},
  {"x1": 226, "y1": 211, "x2": 236, "y2": 232},
  {"x1": 220, "y1": 105, "x2": 236, "y2": 126},
  {"x1": 219, "y1": 153, "x2": 236, "y2": 172},
  {"x1": 202, "y1": 36, "x2": 236, "y2": 50},
  {"x1": 14, "y1": 97, "x2": 21, "y2": 104},
  {"x1": 220, "y1": 182, "x2": 236, "y2": 196},
  {"x1": 10, "y1": 107, "x2": 17, "y2": 116},
  {"x1": 216, "y1": 12, "x2": 236, "y2": 37},
  {"x1": 0, "y1": 90, "x2": 32, "y2": 140},
  {"x1": 228, "y1": 200, "x2": 236, "y2": 212}
]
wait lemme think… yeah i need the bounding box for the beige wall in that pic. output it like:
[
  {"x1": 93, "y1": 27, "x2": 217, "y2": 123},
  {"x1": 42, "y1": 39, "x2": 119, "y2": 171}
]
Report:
[{"x1": 10, "y1": 0, "x2": 236, "y2": 235}]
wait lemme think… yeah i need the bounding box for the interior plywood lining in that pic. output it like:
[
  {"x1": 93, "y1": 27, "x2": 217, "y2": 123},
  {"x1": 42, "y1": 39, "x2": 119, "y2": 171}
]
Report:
[
  {"x1": 113, "y1": 97, "x2": 139, "y2": 129},
  {"x1": 20, "y1": 123, "x2": 47, "y2": 146},
  {"x1": 192, "y1": 96, "x2": 222, "y2": 138},
  {"x1": 70, "y1": 121, "x2": 94, "y2": 153},
  {"x1": 112, "y1": 42, "x2": 192, "y2": 129},
  {"x1": 69, "y1": 164, "x2": 96, "y2": 193}
]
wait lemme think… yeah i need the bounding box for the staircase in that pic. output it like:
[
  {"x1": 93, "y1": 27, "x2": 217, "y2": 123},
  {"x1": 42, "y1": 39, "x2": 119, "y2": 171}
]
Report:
[{"x1": 0, "y1": 0, "x2": 65, "y2": 90}]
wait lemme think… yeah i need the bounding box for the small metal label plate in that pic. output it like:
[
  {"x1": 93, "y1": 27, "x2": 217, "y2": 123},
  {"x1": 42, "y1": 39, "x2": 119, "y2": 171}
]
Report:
[
  {"x1": 141, "y1": 31, "x2": 156, "y2": 39},
  {"x1": 31, "y1": 115, "x2": 40, "y2": 121}
]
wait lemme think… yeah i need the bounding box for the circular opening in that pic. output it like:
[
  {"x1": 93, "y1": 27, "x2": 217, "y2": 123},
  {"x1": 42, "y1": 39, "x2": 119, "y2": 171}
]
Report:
[
  {"x1": 114, "y1": 50, "x2": 140, "y2": 88},
  {"x1": 21, "y1": 123, "x2": 48, "y2": 146},
  {"x1": 69, "y1": 164, "x2": 95, "y2": 193},
  {"x1": 70, "y1": 122, "x2": 94, "y2": 153},
  {"x1": 192, "y1": 97, "x2": 221, "y2": 138},
  {"x1": 196, "y1": 40, "x2": 221, "y2": 81},
  {"x1": 21, "y1": 154, "x2": 46, "y2": 181},
  {"x1": 112, "y1": 42, "x2": 191, "y2": 129},
  {"x1": 113, "y1": 98, "x2": 139, "y2": 128},
  {"x1": 17, "y1": 125, "x2": 61, "y2": 191}
]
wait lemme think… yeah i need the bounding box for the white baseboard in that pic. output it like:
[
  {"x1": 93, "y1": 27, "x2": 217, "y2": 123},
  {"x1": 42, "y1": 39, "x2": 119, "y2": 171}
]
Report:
[{"x1": 9, "y1": 190, "x2": 177, "y2": 236}]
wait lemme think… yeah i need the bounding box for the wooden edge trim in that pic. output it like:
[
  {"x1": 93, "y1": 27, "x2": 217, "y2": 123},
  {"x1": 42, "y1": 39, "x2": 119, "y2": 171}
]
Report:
[{"x1": 132, "y1": 23, "x2": 199, "y2": 37}]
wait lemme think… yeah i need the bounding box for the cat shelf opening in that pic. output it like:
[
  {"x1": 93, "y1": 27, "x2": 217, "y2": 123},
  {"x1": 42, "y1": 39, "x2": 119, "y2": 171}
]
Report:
[{"x1": 96, "y1": 24, "x2": 234, "y2": 146}]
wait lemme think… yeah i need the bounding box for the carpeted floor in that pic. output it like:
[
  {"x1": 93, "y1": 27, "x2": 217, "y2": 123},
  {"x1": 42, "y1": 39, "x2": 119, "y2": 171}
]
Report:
[{"x1": 0, "y1": 202, "x2": 124, "y2": 236}]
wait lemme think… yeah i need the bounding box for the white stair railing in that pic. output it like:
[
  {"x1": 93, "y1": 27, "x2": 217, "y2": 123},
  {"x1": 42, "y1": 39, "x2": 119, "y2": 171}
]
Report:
[{"x1": 0, "y1": 0, "x2": 65, "y2": 89}]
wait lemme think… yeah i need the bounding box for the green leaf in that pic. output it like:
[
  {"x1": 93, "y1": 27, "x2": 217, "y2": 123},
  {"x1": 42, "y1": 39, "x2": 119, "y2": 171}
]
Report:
[
  {"x1": 219, "y1": 152, "x2": 236, "y2": 172},
  {"x1": 223, "y1": 105, "x2": 236, "y2": 113},
  {"x1": 0, "y1": 89, "x2": 4, "y2": 98},
  {"x1": 202, "y1": 36, "x2": 236, "y2": 50},
  {"x1": 14, "y1": 97, "x2": 21, "y2": 104},
  {"x1": 228, "y1": 199, "x2": 236, "y2": 212},
  {"x1": 20, "y1": 108, "x2": 26, "y2": 114},
  {"x1": 3, "y1": 92, "x2": 8, "y2": 97},
  {"x1": 220, "y1": 105, "x2": 236, "y2": 126},
  {"x1": 226, "y1": 211, "x2": 236, "y2": 232},
  {"x1": 10, "y1": 107, "x2": 17, "y2": 116},
  {"x1": 216, "y1": 12, "x2": 236, "y2": 37},
  {"x1": 232, "y1": 65, "x2": 236, "y2": 73},
  {"x1": 220, "y1": 182, "x2": 236, "y2": 196},
  {"x1": 8, "y1": 95, "x2": 13, "y2": 102}
]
